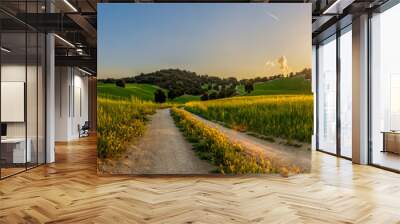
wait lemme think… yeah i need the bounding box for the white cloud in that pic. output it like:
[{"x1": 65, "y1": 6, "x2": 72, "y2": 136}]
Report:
[
  {"x1": 265, "y1": 60, "x2": 275, "y2": 67},
  {"x1": 277, "y1": 56, "x2": 289, "y2": 74},
  {"x1": 265, "y1": 56, "x2": 290, "y2": 74}
]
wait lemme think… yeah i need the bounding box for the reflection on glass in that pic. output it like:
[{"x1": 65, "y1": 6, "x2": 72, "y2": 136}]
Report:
[
  {"x1": 390, "y1": 75, "x2": 400, "y2": 130},
  {"x1": 371, "y1": 3, "x2": 400, "y2": 171},
  {"x1": 1, "y1": 32, "x2": 27, "y2": 177},
  {"x1": 340, "y1": 28, "x2": 352, "y2": 158},
  {"x1": 38, "y1": 33, "x2": 46, "y2": 165},
  {"x1": 318, "y1": 36, "x2": 337, "y2": 154},
  {"x1": 0, "y1": 0, "x2": 47, "y2": 178}
]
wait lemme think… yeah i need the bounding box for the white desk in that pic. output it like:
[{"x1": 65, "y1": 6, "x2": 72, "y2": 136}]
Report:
[{"x1": 1, "y1": 138, "x2": 31, "y2": 163}]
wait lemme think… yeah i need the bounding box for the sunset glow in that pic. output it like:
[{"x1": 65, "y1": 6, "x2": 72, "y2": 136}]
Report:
[{"x1": 98, "y1": 3, "x2": 311, "y2": 79}]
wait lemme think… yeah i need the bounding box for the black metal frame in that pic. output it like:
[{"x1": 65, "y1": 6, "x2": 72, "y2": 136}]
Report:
[
  {"x1": 315, "y1": 0, "x2": 400, "y2": 172},
  {"x1": 336, "y1": 26, "x2": 341, "y2": 158},
  {"x1": 315, "y1": 23, "x2": 353, "y2": 161},
  {"x1": 367, "y1": 1, "x2": 400, "y2": 172},
  {"x1": 315, "y1": 44, "x2": 319, "y2": 151},
  {"x1": 367, "y1": 10, "x2": 373, "y2": 166},
  {"x1": 0, "y1": 0, "x2": 47, "y2": 180},
  {"x1": 0, "y1": 20, "x2": 2, "y2": 179}
]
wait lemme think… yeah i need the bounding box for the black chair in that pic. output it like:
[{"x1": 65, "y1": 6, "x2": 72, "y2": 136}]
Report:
[{"x1": 79, "y1": 121, "x2": 90, "y2": 138}]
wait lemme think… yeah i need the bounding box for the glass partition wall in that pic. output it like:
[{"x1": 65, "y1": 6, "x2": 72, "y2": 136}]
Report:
[
  {"x1": 370, "y1": 3, "x2": 400, "y2": 171},
  {"x1": 0, "y1": 3, "x2": 46, "y2": 179},
  {"x1": 316, "y1": 26, "x2": 352, "y2": 159}
]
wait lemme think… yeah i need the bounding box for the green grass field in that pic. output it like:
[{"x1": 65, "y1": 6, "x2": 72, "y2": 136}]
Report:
[
  {"x1": 237, "y1": 76, "x2": 311, "y2": 95},
  {"x1": 172, "y1": 94, "x2": 201, "y2": 103},
  {"x1": 185, "y1": 95, "x2": 313, "y2": 143},
  {"x1": 97, "y1": 83, "x2": 162, "y2": 101},
  {"x1": 97, "y1": 75, "x2": 311, "y2": 104},
  {"x1": 97, "y1": 83, "x2": 200, "y2": 103}
]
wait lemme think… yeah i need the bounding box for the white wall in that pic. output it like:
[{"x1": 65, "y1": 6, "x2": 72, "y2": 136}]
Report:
[
  {"x1": 1, "y1": 65, "x2": 37, "y2": 138},
  {"x1": 55, "y1": 66, "x2": 70, "y2": 141},
  {"x1": 55, "y1": 67, "x2": 89, "y2": 141},
  {"x1": 1, "y1": 63, "x2": 46, "y2": 164}
]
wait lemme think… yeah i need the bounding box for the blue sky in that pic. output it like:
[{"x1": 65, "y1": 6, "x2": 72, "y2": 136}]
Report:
[{"x1": 98, "y1": 3, "x2": 311, "y2": 79}]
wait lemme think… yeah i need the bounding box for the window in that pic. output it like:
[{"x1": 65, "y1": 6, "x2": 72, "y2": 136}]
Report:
[
  {"x1": 370, "y1": 3, "x2": 400, "y2": 171},
  {"x1": 317, "y1": 35, "x2": 337, "y2": 154},
  {"x1": 339, "y1": 27, "x2": 352, "y2": 158}
]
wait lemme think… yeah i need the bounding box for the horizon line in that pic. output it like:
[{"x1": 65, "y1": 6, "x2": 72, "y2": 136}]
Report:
[{"x1": 98, "y1": 67, "x2": 312, "y2": 80}]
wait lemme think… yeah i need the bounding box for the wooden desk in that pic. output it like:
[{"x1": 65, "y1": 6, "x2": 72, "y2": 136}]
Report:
[
  {"x1": 382, "y1": 131, "x2": 400, "y2": 154},
  {"x1": 1, "y1": 138, "x2": 31, "y2": 164}
]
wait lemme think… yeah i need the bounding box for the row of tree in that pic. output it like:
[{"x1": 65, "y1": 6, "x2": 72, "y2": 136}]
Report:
[
  {"x1": 239, "y1": 68, "x2": 311, "y2": 86},
  {"x1": 99, "y1": 68, "x2": 311, "y2": 103}
]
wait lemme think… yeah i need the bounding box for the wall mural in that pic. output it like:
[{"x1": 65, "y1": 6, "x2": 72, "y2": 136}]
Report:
[{"x1": 97, "y1": 3, "x2": 312, "y2": 176}]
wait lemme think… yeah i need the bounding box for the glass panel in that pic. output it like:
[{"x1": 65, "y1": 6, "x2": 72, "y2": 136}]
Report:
[
  {"x1": 371, "y1": 4, "x2": 400, "y2": 171},
  {"x1": 1, "y1": 31, "x2": 27, "y2": 177},
  {"x1": 27, "y1": 31, "x2": 38, "y2": 169},
  {"x1": 0, "y1": 1, "x2": 46, "y2": 179},
  {"x1": 340, "y1": 28, "x2": 352, "y2": 158},
  {"x1": 317, "y1": 35, "x2": 337, "y2": 154},
  {"x1": 38, "y1": 33, "x2": 45, "y2": 165}
]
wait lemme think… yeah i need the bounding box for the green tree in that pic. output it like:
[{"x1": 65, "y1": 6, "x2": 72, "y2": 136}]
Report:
[
  {"x1": 154, "y1": 89, "x2": 166, "y2": 103},
  {"x1": 209, "y1": 92, "x2": 218, "y2": 100},
  {"x1": 168, "y1": 89, "x2": 178, "y2": 100},
  {"x1": 200, "y1": 92, "x2": 209, "y2": 101},
  {"x1": 116, "y1": 80, "x2": 125, "y2": 88},
  {"x1": 244, "y1": 82, "x2": 254, "y2": 94}
]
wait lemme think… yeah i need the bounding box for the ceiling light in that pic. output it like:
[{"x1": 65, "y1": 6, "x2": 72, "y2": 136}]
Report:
[
  {"x1": 54, "y1": 34, "x2": 75, "y2": 48},
  {"x1": 322, "y1": 0, "x2": 355, "y2": 15},
  {"x1": 1, "y1": 47, "x2": 11, "y2": 53},
  {"x1": 78, "y1": 67, "x2": 93, "y2": 76},
  {"x1": 323, "y1": 0, "x2": 342, "y2": 14},
  {"x1": 63, "y1": 0, "x2": 78, "y2": 12}
]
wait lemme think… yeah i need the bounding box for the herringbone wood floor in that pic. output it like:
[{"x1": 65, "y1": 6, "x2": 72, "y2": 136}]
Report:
[{"x1": 1, "y1": 136, "x2": 400, "y2": 224}]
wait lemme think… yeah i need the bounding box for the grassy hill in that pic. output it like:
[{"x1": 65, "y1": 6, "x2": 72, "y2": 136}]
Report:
[
  {"x1": 98, "y1": 75, "x2": 311, "y2": 104},
  {"x1": 237, "y1": 76, "x2": 311, "y2": 95},
  {"x1": 97, "y1": 83, "x2": 200, "y2": 103},
  {"x1": 97, "y1": 83, "x2": 163, "y2": 101},
  {"x1": 172, "y1": 95, "x2": 201, "y2": 103}
]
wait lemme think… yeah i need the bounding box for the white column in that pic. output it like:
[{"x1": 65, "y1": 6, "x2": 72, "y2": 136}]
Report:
[
  {"x1": 352, "y1": 14, "x2": 369, "y2": 164},
  {"x1": 46, "y1": 32, "x2": 55, "y2": 163},
  {"x1": 55, "y1": 67, "x2": 73, "y2": 141}
]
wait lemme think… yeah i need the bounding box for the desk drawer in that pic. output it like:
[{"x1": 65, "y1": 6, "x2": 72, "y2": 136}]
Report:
[
  {"x1": 1, "y1": 140, "x2": 32, "y2": 164},
  {"x1": 384, "y1": 133, "x2": 400, "y2": 154}
]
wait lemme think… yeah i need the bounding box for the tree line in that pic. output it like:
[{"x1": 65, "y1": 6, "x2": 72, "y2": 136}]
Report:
[{"x1": 99, "y1": 68, "x2": 311, "y2": 103}]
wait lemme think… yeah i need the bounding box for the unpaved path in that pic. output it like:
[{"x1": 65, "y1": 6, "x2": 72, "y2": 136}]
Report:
[
  {"x1": 189, "y1": 112, "x2": 311, "y2": 171},
  {"x1": 100, "y1": 108, "x2": 215, "y2": 174}
]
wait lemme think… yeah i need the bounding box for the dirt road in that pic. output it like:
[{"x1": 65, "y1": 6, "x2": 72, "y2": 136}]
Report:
[
  {"x1": 100, "y1": 108, "x2": 214, "y2": 174},
  {"x1": 190, "y1": 113, "x2": 311, "y2": 171}
]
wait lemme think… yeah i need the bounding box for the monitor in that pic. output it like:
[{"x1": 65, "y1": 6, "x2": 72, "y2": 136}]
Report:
[{"x1": 1, "y1": 123, "x2": 7, "y2": 137}]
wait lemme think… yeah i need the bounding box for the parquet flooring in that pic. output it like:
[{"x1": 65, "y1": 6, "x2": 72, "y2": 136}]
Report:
[{"x1": 1, "y1": 136, "x2": 400, "y2": 223}]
